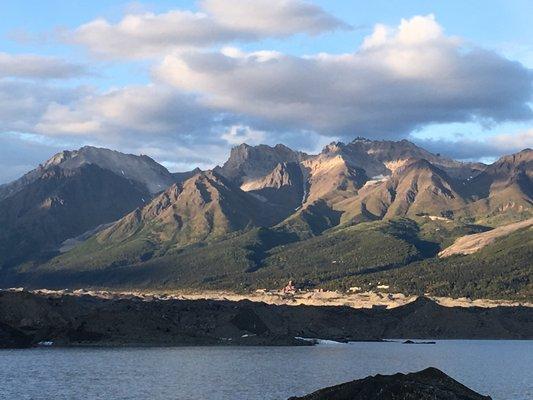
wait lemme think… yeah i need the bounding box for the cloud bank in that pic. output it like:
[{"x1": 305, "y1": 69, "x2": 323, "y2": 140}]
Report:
[
  {"x1": 71, "y1": 0, "x2": 347, "y2": 59},
  {"x1": 156, "y1": 15, "x2": 532, "y2": 137},
  {"x1": 0, "y1": 53, "x2": 86, "y2": 79}
]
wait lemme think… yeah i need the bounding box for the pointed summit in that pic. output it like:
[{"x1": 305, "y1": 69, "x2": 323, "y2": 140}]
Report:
[
  {"x1": 241, "y1": 162, "x2": 305, "y2": 216},
  {"x1": 459, "y1": 149, "x2": 533, "y2": 223},
  {"x1": 342, "y1": 158, "x2": 466, "y2": 221},
  {"x1": 96, "y1": 170, "x2": 285, "y2": 250},
  {"x1": 216, "y1": 143, "x2": 307, "y2": 185},
  {"x1": 345, "y1": 138, "x2": 485, "y2": 179}
]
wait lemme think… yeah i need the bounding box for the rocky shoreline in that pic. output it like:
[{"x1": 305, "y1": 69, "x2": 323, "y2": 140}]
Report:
[{"x1": 1, "y1": 289, "x2": 532, "y2": 348}]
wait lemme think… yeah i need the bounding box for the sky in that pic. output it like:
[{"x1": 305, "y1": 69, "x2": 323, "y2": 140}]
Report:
[{"x1": 0, "y1": 0, "x2": 532, "y2": 183}]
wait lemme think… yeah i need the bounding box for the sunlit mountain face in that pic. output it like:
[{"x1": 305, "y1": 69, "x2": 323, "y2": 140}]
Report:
[{"x1": 0, "y1": 138, "x2": 530, "y2": 300}]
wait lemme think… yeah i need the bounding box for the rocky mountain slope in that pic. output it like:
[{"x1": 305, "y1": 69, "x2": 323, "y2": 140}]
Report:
[
  {"x1": 0, "y1": 147, "x2": 177, "y2": 268},
  {"x1": 459, "y1": 149, "x2": 533, "y2": 224},
  {"x1": 338, "y1": 159, "x2": 467, "y2": 223},
  {"x1": 94, "y1": 170, "x2": 285, "y2": 253},
  {"x1": 0, "y1": 138, "x2": 531, "y2": 299},
  {"x1": 0, "y1": 164, "x2": 150, "y2": 269}
]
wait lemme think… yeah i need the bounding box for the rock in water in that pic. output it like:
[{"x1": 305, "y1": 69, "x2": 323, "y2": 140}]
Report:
[{"x1": 288, "y1": 367, "x2": 491, "y2": 399}]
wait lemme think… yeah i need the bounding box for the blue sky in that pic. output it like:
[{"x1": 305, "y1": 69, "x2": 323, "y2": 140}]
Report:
[{"x1": 0, "y1": 0, "x2": 531, "y2": 182}]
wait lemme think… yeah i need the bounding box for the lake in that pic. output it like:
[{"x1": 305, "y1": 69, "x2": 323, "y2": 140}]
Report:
[{"x1": 1, "y1": 340, "x2": 531, "y2": 400}]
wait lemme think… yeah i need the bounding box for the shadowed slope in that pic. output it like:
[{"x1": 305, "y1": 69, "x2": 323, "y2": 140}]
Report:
[
  {"x1": 459, "y1": 149, "x2": 533, "y2": 224},
  {"x1": 0, "y1": 164, "x2": 149, "y2": 269}
]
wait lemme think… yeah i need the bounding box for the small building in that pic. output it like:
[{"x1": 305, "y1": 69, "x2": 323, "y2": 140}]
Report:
[{"x1": 282, "y1": 280, "x2": 296, "y2": 294}]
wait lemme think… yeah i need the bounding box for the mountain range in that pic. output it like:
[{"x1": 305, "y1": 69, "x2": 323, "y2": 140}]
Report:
[{"x1": 0, "y1": 138, "x2": 531, "y2": 300}]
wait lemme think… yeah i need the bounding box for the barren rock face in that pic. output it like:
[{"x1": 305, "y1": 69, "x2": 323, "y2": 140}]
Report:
[
  {"x1": 217, "y1": 143, "x2": 306, "y2": 185},
  {"x1": 439, "y1": 218, "x2": 533, "y2": 257}
]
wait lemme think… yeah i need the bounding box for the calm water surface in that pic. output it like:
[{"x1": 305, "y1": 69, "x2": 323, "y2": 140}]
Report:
[{"x1": 1, "y1": 340, "x2": 531, "y2": 400}]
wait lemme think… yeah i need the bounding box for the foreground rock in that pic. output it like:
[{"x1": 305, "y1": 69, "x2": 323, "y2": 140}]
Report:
[
  {"x1": 0, "y1": 290, "x2": 531, "y2": 347},
  {"x1": 288, "y1": 367, "x2": 491, "y2": 400}
]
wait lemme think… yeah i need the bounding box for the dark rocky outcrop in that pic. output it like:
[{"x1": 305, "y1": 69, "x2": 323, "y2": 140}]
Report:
[
  {"x1": 0, "y1": 291, "x2": 531, "y2": 348},
  {"x1": 287, "y1": 367, "x2": 491, "y2": 399},
  {"x1": 0, "y1": 321, "x2": 33, "y2": 348}
]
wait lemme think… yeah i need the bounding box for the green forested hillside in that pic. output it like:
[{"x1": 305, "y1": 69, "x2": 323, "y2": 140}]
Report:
[
  {"x1": 8, "y1": 217, "x2": 530, "y2": 301},
  {"x1": 345, "y1": 226, "x2": 532, "y2": 301}
]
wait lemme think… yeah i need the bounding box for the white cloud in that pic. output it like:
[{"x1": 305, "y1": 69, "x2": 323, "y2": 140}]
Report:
[
  {"x1": 491, "y1": 129, "x2": 533, "y2": 151},
  {"x1": 35, "y1": 84, "x2": 216, "y2": 139},
  {"x1": 0, "y1": 80, "x2": 88, "y2": 133},
  {"x1": 0, "y1": 52, "x2": 86, "y2": 79},
  {"x1": 202, "y1": 0, "x2": 348, "y2": 37},
  {"x1": 221, "y1": 125, "x2": 266, "y2": 145},
  {"x1": 155, "y1": 15, "x2": 532, "y2": 137},
  {"x1": 70, "y1": 0, "x2": 347, "y2": 59}
]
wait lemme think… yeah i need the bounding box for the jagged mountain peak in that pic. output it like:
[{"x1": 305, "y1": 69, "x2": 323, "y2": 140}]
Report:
[
  {"x1": 173, "y1": 167, "x2": 202, "y2": 184},
  {"x1": 489, "y1": 148, "x2": 532, "y2": 171},
  {"x1": 217, "y1": 142, "x2": 307, "y2": 185},
  {"x1": 342, "y1": 137, "x2": 485, "y2": 179},
  {"x1": 241, "y1": 161, "x2": 305, "y2": 217},
  {"x1": 458, "y1": 148, "x2": 533, "y2": 222},
  {"x1": 322, "y1": 141, "x2": 346, "y2": 153},
  {"x1": 2, "y1": 137, "x2": 532, "y2": 275},
  {"x1": 0, "y1": 163, "x2": 150, "y2": 268},
  {"x1": 468, "y1": 148, "x2": 532, "y2": 191},
  {"x1": 316, "y1": 137, "x2": 456, "y2": 176},
  {"x1": 395, "y1": 158, "x2": 441, "y2": 174},
  {"x1": 229, "y1": 142, "x2": 296, "y2": 156},
  {"x1": 42, "y1": 149, "x2": 77, "y2": 168},
  {"x1": 97, "y1": 167, "x2": 285, "y2": 248},
  {"x1": 340, "y1": 155, "x2": 466, "y2": 222}
]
